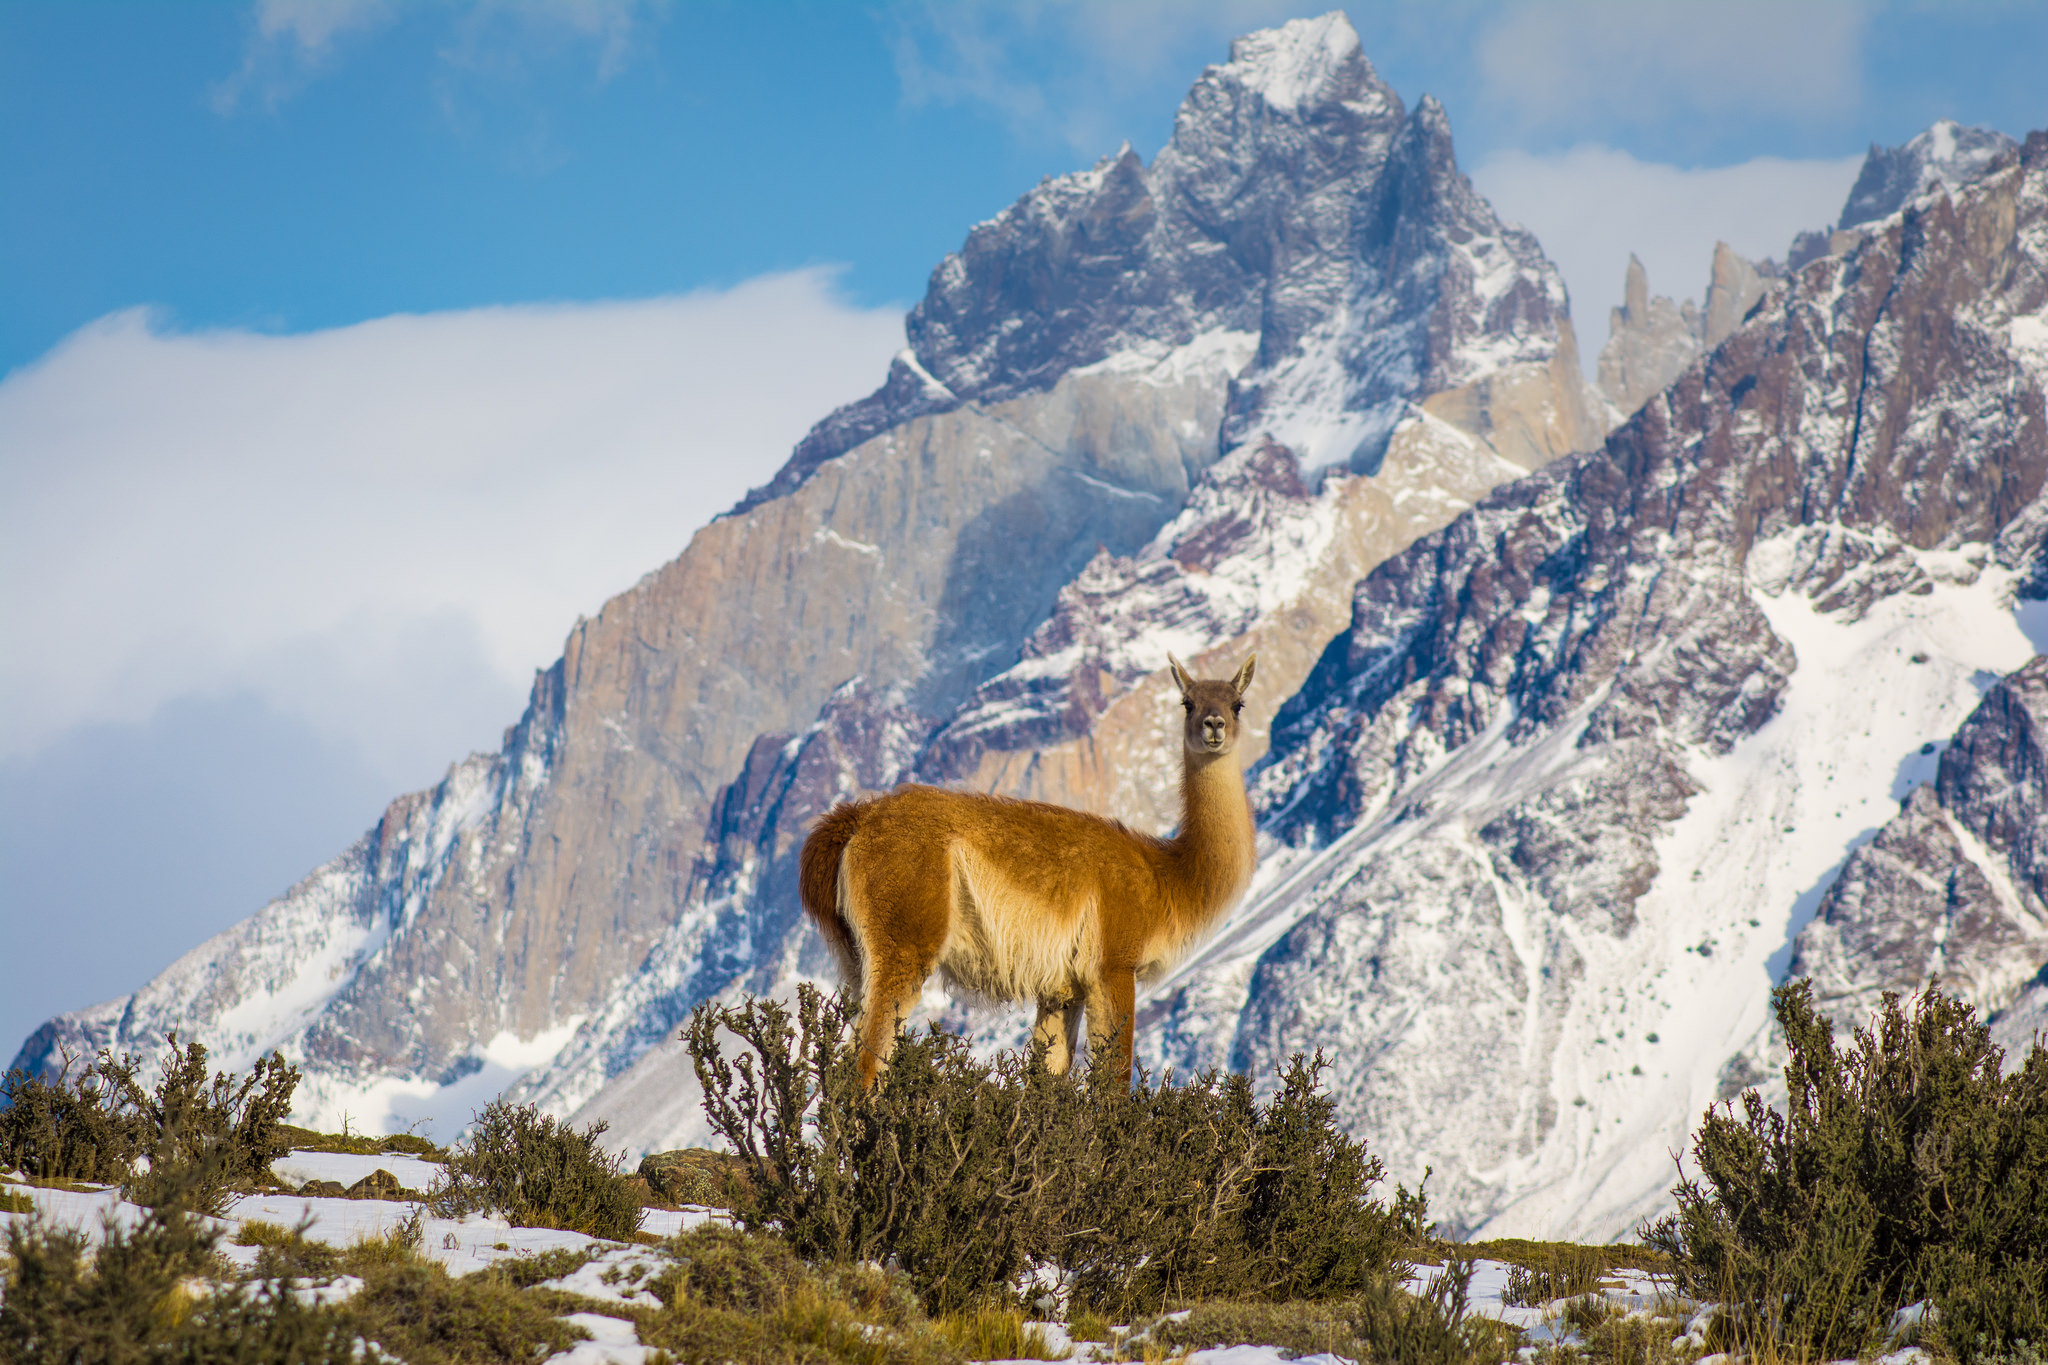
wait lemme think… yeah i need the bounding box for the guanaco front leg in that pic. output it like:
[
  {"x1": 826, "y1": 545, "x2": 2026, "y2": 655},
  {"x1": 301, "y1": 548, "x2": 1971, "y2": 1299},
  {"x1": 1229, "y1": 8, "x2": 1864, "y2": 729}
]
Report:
[
  {"x1": 1032, "y1": 998, "x2": 1084, "y2": 1074},
  {"x1": 1086, "y1": 966, "x2": 1138, "y2": 1085}
]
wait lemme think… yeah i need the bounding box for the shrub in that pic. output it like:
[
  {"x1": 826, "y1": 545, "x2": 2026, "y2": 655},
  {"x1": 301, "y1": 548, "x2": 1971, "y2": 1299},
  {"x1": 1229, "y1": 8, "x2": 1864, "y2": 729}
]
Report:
[
  {"x1": 641, "y1": 1224, "x2": 959, "y2": 1365},
  {"x1": 0, "y1": 1035, "x2": 299, "y2": 1206},
  {"x1": 1646, "y1": 980, "x2": 2048, "y2": 1362},
  {"x1": 0, "y1": 1191, "x2": 360, "y2": 1363},
  {"x1": 426, "y1": 1099, "x2": 643, "y2": 1241},
  {"x1": 0, "y1": 1052, "x2": 149, "y2": 1183},
  {"x1": 339, "y1": 1258, "x2": 591, "y2": 1365},
  {"x1": 685, "y1": 985, "x2": 1417, "y2": 1317}
]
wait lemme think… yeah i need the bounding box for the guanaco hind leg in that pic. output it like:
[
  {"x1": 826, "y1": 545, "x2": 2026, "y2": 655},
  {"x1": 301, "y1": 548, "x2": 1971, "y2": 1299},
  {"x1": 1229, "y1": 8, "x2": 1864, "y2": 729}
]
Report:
[
  {"x1": 856, "y1": 950, "x2": 927, "y2": 1086},
  {"x1": 846, "y1": 835, "x2": 952, "y2": 1087},
  {"x1": 1032, "y1": 998, "x2": 1084, "y2": 1074}
]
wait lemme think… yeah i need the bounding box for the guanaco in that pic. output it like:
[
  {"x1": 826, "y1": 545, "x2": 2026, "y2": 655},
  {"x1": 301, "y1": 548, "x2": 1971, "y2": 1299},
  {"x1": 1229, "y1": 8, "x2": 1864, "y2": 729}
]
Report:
[{"x1": 799, "y1": 654, "x2": 1258, "y2": 1086}]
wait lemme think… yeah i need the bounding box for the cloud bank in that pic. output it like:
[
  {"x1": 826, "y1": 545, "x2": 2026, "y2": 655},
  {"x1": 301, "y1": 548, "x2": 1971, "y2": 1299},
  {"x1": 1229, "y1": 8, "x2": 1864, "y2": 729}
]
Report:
[
  {"x1": 1471, "y1": 146, "x2": 1864, "y2": 368},
  {"x1": 0, "y1": 269, "x2": 903, "y2": 787},
  {"x1": 1473, "y1": 0, "x2": 1867, "y2": 134}
]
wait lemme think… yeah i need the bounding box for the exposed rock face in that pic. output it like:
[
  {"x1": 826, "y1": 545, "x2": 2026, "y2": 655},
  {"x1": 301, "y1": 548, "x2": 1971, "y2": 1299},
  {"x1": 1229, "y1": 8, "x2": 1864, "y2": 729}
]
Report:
[
  {"x1": 12, "y1": 15, "x2": 1598, "y2": 1140},
  {"x1": 1596, "y1": 245, "x2": 1776, "y2": 418},
  {"x1": 1597, "y1": 254, "x2": 1702, "y2": 418},
  {"x1": 1699, "y1": 241, "x2": 1774, "y2": 348},
  {"x1": 750, "y1": 11, "x2": 1597, "y2": 511},
  {"x1": 1144, "y1": 133, "x2": 2048, "y2": 1239},
  {"x1": 1790, "y1": 656, "x2": 2048, "y2": 1032}
]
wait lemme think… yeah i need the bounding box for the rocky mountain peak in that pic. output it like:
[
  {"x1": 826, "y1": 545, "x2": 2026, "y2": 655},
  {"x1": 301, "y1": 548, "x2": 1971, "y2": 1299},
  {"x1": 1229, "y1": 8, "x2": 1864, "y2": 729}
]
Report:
[{"x1": 1840, "y1": 118, "x2": 2018, "y2": 230}]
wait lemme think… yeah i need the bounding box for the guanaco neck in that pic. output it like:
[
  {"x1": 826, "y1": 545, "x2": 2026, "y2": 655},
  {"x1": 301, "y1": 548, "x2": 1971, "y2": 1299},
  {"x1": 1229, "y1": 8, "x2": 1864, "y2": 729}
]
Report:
[{"x1": 1165, "y1": 749, "x2": 1257, "y2": 923}]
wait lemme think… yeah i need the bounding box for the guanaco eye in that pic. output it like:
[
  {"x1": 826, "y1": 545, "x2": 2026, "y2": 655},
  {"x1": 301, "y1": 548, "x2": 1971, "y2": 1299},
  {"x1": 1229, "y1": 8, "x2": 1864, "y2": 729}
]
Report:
[
  {"x1": 1181, "y1": 700, "x2": 1194, "y2": 712},
  {"x1": 1232, "y1": 702, "x2": 1243, "y2": 714}
]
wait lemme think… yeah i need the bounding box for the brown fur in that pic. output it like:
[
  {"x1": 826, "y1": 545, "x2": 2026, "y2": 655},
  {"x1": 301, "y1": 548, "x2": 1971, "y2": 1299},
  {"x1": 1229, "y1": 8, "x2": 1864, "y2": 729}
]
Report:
[{"x1": 797, "y1": 654, "x2": 1259, "y2": 1086}]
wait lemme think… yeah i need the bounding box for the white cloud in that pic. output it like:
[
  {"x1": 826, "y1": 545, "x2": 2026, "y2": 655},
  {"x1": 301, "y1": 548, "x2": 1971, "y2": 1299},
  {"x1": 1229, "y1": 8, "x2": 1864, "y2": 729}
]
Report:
[
  {"x1": 0, "y1": 270, "x2": 904, "y2": 792},
  {"x1": 212, "y1": 0, "x2": 666, "y2": 115},
  {"x1": 1474, "y1": 0, "x2": 1866, "y2": 133},
  {"x1": 211, "y1": 0, "x2": 397, "y2": 113},
  {"x1": 1471, "y1": 145, "x2": 1864, "y2": 369},
  {"x1": 885, "y1": 0, "x2": 1306, "y2": 153}
]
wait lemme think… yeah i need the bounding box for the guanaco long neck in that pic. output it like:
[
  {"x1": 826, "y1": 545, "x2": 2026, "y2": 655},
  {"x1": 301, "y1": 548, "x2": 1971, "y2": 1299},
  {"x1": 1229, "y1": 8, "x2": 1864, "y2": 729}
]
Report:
[{"x1": 1164, "y1": 750, "x2": 1257, "y2": 925}]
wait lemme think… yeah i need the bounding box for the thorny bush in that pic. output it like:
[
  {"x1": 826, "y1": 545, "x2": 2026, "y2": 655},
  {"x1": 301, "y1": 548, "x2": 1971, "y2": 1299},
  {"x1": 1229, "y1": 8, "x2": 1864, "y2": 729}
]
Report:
[
  {"x1": 685, "y1": 984, "x2": 1424, "y2": 1317},
  {"x1": 426, "y1": 1098, "x2": 644, "y2": 1241},
  {"x1": 0, "y1": 1156, "x2": 361, "y2": 1364},
  {"x1": 1647, "y1": 979, "x2": 2048, "y2": 1363},
  {"x1": 0, "y1": 1034, "x2": 299, "y2": 1210}
]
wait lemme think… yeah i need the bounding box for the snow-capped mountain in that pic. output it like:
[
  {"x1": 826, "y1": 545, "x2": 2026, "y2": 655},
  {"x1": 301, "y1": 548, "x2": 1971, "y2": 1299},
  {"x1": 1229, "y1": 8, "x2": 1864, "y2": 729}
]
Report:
[
  {"x1": 1141, "y1": 130, "x2": 2048, "y2": 1239},
  {"x1": 14, "y1": 12, "x2": 1599, "y2": 1142}
]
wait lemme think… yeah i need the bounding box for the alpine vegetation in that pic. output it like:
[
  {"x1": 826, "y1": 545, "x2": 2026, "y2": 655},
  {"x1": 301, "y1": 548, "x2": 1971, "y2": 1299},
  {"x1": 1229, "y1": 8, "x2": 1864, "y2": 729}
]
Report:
[
  {"x1": 800, "y1": 656, "x2": 1258, "y2": 1085},
  {"x1": 424, "y1": 1098, "x2": 644, "y2": 1241},
  {"x1": 1650, "y1": 980, "x2": 2048, "y2": 1362},
  {"x1": 683, "y1": 984, "x2": 1426, "y2": 1319}
]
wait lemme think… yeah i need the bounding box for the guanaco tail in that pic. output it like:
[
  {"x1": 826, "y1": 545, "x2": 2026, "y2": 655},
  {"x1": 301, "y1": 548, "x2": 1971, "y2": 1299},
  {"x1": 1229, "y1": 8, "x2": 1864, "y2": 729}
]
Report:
[{"x1": 799, "y1": 654, "x2": 1259, "y2": 1085}]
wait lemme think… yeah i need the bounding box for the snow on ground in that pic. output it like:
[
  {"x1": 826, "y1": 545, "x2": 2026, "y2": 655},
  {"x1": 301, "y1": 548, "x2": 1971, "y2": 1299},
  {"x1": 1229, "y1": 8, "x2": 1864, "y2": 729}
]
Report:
[
  {"x1": 1473, "y1": 541, "x2": 2042, "y2": 1240},
  {"x1": 537, "y1": 1242, "x2": 672, "y2": 1307},
  {"x1": 0, "y1": 1171, "x2": 735, "y2": 1365},
  {"x1": 548, "y1": 1312, "x2": 666, "y2": 1365},
  {"x1": 270, "y1": 1149, "x2": 444, "y2": 1192}
]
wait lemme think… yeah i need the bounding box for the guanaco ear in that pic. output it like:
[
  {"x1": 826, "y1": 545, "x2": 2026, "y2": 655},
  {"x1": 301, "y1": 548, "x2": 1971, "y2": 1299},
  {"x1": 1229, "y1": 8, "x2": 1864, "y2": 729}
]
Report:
[
  {"x1": 1230, "y1": 654, "x2": 1256, "y2": 697},
  {"x1": 1167, "y1": 653, "x2": 1196, "y2": 699}
]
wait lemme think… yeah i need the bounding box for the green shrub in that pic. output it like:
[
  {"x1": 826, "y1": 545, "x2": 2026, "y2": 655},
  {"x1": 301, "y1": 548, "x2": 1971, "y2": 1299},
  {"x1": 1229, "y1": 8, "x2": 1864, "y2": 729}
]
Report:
[
  {"x1": 0, "y1": 1191, "x2": 361, "y2": 1363},
  {"x1": 1646, "y1": 980, "x2": 2048, "y2": 1362},
  {"x1": 338, "y1": 1257, "x2": 591, "y2": 1365},
  {"x1": 641, "y1": 1225, "x2": 959, "y2": 1365},
  {"x1": 685, "y1": 985, "x2": 1418, "y2": 1318},
  {"x1": 0, "y1": 1051, "x2": 149, "y2": 1183},
  {"x1": 0, "y1": 1034, "x2": 299, "y2": 1209},
  {"x1": 426, "y1": 1099, "x2": 643, "y2": 1241}
]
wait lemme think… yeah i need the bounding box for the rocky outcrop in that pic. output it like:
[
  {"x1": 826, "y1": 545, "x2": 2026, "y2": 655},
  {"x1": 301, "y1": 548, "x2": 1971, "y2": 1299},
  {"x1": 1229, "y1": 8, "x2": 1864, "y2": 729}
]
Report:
[
  {"x1": 1596, "y1": 245, "x2": 1776, "y2": 418},
  {"x1": 1791, "y1": 120, "x2": 2017, "y2": 271},
  {"x1": 1597, "y1": 255, "x2": 1702, "y2": 418},
  {"x1": 1790, "y1": 656, "x2": 2048, "y2": 1032},
  {"x1": 1840, "y1": 119, "x2": 2019, "y2": 231}
]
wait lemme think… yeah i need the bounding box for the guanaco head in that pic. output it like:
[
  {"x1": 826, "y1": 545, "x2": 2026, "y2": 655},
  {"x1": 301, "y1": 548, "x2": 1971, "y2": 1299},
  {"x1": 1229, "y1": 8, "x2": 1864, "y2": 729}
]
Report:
[{"x1": 1168, "y1": 653, "x2": 1256, "y2": 758}]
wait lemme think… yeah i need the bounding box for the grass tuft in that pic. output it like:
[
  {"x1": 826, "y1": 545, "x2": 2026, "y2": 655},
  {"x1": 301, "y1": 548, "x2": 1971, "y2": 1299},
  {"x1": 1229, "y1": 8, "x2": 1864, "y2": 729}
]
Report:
[
  {"x1": 936, "y1": 1304, "x2": 1071, "y2": 1360},
  {"x1": 638, "y1": 1225, "x2": 960, "y2": 1365}
]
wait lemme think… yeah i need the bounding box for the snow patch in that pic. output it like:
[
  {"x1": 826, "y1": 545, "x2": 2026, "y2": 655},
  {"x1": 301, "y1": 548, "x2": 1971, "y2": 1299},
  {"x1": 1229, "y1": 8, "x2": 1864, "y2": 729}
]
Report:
[{"x1": 1224, "y1": 12, "x2": 1361, "y2": 115}]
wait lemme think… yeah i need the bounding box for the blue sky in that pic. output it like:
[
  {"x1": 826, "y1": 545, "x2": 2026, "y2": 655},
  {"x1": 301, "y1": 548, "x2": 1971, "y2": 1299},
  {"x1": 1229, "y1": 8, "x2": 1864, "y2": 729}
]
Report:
[
  {"x1": 8, "y1": 1, "x2": 2045, "y2": 374},
  {"x1": 3, "y1": 0, "x2": 2045, "y2": 1057}
]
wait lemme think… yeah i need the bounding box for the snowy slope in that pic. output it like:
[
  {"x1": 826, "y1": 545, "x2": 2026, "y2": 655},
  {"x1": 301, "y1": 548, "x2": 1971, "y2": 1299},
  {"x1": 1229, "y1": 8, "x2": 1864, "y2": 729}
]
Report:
[{"x1": 1139, "y1": 133, "x2": 2048, "y2": 1238}]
